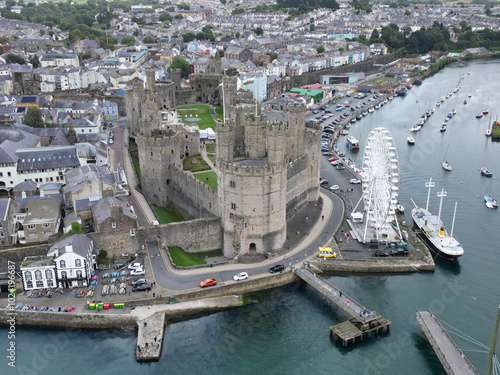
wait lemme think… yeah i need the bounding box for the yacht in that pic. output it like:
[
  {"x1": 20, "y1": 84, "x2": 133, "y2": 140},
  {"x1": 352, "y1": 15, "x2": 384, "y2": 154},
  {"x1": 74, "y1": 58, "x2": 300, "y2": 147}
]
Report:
[
  {"x1": 481, "y1": 167, "x2": 493, "y2": 177},
  {"x1": 484, "y1": 195, "x2": 499, "y2": 209},
  {"x1": 441, "y1": 161, "x2": 452, "y2": 171},
  {"x1": 407, "y1": 135, "x2": 415, "y2": 145}
]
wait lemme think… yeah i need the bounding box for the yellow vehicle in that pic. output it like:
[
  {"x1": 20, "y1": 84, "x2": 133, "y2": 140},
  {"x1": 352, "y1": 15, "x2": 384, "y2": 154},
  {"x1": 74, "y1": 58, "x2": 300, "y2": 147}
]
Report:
[{"x1": 318, "y1": 247, "x2": 336, "y2": 258}]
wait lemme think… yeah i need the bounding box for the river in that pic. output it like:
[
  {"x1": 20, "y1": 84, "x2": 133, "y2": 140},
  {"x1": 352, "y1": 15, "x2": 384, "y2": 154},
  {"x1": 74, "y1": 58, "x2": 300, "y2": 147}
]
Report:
[{"x1": 2, "y1": 58, "x2": 500, "y2": 375}]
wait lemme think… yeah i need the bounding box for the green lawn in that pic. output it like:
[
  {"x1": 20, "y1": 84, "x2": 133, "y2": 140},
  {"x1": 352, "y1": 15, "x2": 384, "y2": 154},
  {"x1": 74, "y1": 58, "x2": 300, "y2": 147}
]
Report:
[
  {"x1": 215, "y1": 106, "x2": 223, "y2": 121},
  {"x1": 183, "y1": 154, "x2": 211, "y2": 172},
  {"x1": 130, "y1": 153, "x2": 141, "y2": 183},
  {"x1": 177, "y1": 105, "x2": 215, "y2": 130},
  {"x1": 207, "y1": 154, "x2": 216, "y2": 166},
  {"x1": 194, "y1": 171, "x2": 217, "y2": 190},
  {"x1": 206, "y1": 143, "x2": 215, "y2": 153},
  {"x1": 168, "y1": 246, "x2": 223, "y2": 267},
  {"x1": 153, "y1": 206, "x2": 184, "y2": 224}
]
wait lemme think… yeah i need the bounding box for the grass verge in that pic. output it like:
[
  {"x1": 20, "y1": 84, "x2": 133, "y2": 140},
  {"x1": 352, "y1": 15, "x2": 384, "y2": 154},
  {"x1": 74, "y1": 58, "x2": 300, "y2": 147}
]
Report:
[
  {"x1": 215, "y1": 105, "x2": 223, "y2": 121},
  {"x1": 206, "y1": 143, "x2": 215, "y2": 153},
  {"x1": 207, "y1": 154, "x2": 216, "y2": 166},
  {"x1": 130, "y1": 153, "x2": 141, "y2": 183},
  {"x1": 153, "y1": 206, "x2": 184, "y2": 224},
  {"x1": 168, "y1": 247, "x2": 223, "y2": 267},
  {"x1": 194, "y1": 171, "x2": 217, "y2": 190}
]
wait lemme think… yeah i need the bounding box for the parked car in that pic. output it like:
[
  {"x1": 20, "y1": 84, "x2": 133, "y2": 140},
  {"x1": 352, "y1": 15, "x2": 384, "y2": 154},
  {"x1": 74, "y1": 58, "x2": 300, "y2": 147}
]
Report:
[
  {"x1": 336, "y1": 165, "x2": 346, "y2": 170},
  {"x1": 130, "y1": 268, "x2": 145, "y2": 276},
  {"x1": 331, "y1": 160, "x2": 340, "y2": 166},
  {"x1": 233, "y1": 272, "x2": 249, "y2": 281},
  {"x1": 374, "y1": 250, "x2": 389, "y2": 257},
  {"x1": 131, "y1": 278, "x2": 147, "y2": 286},
  {"x1": 133, "y1": 284, "x2": 151, "y2": 292},
  {"x1": 390, "y1": 248, "x2": 409, "y2": 256},
  {"x1": 329, "y1": 185, "x2": 340, "y2": 191},
  {"x1": 328, "y1": 157, "x2": 338, "y2": 162},
  {"x1": 108, "y1": 138, "x2": 114, "y2": 144},
  {"x1": 350, "y1": 179, "x2": 361, "y2": 184},
  {"x1": 269, "y1": 264, "x2": 285, "y2": 273},
  {"x1": 320, "y1": 179, "x2": 329, "y2": 185},
  {"x1": 128, "y1": 262, "x2": 143, "y2": 270},
  {"x1": 108, "y1": 123, "x2": 114, "y2": 128},
  {"x1": 322, "y1": 152, "x2": 334, "y2": 156},
  {"x1": 200, "y1": 278, "x2": 217, "y2": 287}
]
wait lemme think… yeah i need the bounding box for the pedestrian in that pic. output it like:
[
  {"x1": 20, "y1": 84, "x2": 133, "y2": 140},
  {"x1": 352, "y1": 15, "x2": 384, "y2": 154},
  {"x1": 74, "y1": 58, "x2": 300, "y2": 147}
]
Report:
[
  {"x1": 154, "y1": 337, "x2": 157, "y2": 342},
  {"x1": 322, "y1": 215, "x2": 324, "y2": 220},
  {"x1": 137, "y1": 345, "x2": 140, "y2": 351},
  {"x1": 340, "y1": 291, "x2": 342, "y2": 297},
  {"x1": 339, "y1": 237, "x2": 342, "y2": 243}
]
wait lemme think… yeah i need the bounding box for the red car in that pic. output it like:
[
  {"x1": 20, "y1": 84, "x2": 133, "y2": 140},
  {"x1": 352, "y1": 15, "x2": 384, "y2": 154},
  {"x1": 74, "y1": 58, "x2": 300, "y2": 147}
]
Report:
[
  {"x1": 344, "y1": 104, "x2": 350, "y2": 107},
  {"x1": 200, "y1": 278, "x2": 217, "y2": 288},
  {"x1": 328, "y1": 157, "x2": 338, "y2": 162}
]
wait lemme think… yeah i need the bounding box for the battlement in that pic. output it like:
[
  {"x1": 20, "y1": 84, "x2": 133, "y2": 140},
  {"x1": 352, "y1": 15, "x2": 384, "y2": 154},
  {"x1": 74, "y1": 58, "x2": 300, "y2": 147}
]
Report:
[
  {"x1": 267, "y1": 120, "x2": 287, "y2": 134},
  {"x1": 285, "y1": 101, "x2": 307, "y2": 112},
  {"x1": 218, "y1": 160, "x2": 286, "y2": 176},
  {"x1": 137, "y1": 130, "x2": 178, "y2": 147},
  {"x1": 305, "y1": 122, "x2": 321, "y2": 132}
]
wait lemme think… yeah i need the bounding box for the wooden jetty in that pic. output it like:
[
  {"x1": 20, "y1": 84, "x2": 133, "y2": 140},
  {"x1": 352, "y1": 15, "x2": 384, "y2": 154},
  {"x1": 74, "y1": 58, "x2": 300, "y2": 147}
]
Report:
[
  {"x1": 295, "y1": 267, "x2": 391, "y2": 346},
  {"x1": 136, "y1": 312, "x2": 165, "y2": 361},
  {"x1": 415, "y1": 309, "x2": 479, "y2": 375}
]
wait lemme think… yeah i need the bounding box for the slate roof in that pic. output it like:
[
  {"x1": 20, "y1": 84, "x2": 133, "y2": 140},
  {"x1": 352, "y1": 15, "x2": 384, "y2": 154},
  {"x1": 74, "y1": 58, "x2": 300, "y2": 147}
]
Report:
[
  {"x1": 16, "y1": 146, "x2": 80, "y2": 172},
  {"x1": 91, "y1": 196, "x2": 136, "y2": 225},
  {"x1": 63, "y1": 211, "x2": 80, "y2": 228},
  {"x1": 47, "y1": 233, "x2": 92, "y2": 258},
  {"x1": 12, "y1": 179, "x2": 37, "y2": 192},
  {"x1": 64, "y1": 165, "x2": 115, "y2": 194},
  {"x1": 0, "y1": 198, "x2": 10, "y2": 221},
  {"x1": 23, "y1": 197, "x2": 61, "y2": 225}
]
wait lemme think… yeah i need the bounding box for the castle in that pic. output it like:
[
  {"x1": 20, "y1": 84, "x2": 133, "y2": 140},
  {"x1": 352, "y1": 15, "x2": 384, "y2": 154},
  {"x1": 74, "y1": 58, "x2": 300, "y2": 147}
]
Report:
[{"x1": 127, "y1": 67, "x2": 321, "y2": 260}]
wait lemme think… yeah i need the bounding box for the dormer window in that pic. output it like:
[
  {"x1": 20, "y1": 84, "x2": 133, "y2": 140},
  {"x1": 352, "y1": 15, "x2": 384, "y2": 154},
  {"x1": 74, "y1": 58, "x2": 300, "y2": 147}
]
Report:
[{"x1": 111, "y1": 222, "x2": 116, "y2": 229}]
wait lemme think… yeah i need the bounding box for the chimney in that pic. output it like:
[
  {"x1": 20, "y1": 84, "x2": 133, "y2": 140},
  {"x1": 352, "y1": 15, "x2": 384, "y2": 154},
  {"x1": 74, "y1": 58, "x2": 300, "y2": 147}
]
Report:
[
  {"x1": 43, "y1": 124, "x2": 47, "y2": 130},
  {"x1": 53, "y1": 246, "x2": 58, "y2": 257},
  {"x1": 66, "y1": 243, "x2": 73, "y2": 253}
]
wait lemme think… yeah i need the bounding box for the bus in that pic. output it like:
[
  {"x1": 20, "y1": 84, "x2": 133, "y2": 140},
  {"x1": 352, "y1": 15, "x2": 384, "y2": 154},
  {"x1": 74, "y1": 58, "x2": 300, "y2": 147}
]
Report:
[{"x1": 318, "y1": 247, "x2": 336, "y2": 258}]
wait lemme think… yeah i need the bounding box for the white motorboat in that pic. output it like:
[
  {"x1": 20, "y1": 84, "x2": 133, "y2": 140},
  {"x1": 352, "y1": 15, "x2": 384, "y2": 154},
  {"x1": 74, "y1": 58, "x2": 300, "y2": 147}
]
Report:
[
  {"x1": 484, "y1": 195, "x2": 499, "y2": 209},
  {"x1": 407, "y1": 135, "x2": 415, "y2": 145},
  {"x1": 410, "y1": 124, "x2": 422, "y2": 132},
  {"x1": 442, "y1": 161, "x2": 452, "y2": 171},
  {"x1": 397, "y1": 203, "x2": 405, "y2": 213}
]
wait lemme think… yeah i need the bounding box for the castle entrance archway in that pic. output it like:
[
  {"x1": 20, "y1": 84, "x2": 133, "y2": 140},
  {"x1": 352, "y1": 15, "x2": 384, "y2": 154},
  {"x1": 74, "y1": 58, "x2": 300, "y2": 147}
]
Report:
[{"x1": 249, "y1": 243, "x2": 256, "y2": 253}]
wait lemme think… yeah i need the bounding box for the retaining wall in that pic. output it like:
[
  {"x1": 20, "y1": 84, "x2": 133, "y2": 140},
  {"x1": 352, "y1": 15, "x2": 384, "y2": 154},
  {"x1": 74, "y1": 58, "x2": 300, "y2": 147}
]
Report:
[
  {"x1": 0, "y1": 244, "x2": 50, "y2": 266},
  {"x1": 309, "y1": 259, "x2": 435, "y2": 273}
]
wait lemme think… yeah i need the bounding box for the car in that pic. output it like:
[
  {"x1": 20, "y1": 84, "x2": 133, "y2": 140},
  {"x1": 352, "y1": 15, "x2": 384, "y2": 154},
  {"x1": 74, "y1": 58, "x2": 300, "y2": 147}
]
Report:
[
  {"x1": 329, "y1": 185, "x2": 340, "y2": 191},
  {"x1": 328, "y1": 157, "x2": 338, "y2": 162},
  {"x1": 320, "y1": 179, "x2": 329, "y2": 185},
  {"x1": 313, "y1": 110, "x2": 319, "y2": 114},
  {"x1": 200, "y1": 278, "x2": 217, "y2": 287},
  {"x1": 335, "y1": 107, "x2": 343, "y2": 112},
  {"x1": 344, "y1": 104, "x2": 350, "y2": 108},
  {"x1": 350, "y1": 179, "x2": 361, "y2": 184},
  {"x1": 374, "y1": 250, "x2": 389, "y2": 257},
  {"x1": 390, "y1": 248, "x2": 409, "y2": 256},
  {"x1": 151, "y1": 220, "x2": 159, "y2": 226},
  {"x1": 336, "y1": 165, "x2": 346, "y2": 170},
  {"x1": 269, "y1": 264, "x2": 285, "y2": 273},
  {"x1": 128, "y1": 262, "x2": 142, "y2": 270},
  {"x1": 131, "y1": 278, "x2": 147, "y2": 286},
  {"x1": 345, "y1": 94, "x2": 351, "y2": 97},
  {"x1": 322, "y1": 152, "x2": 334, "y2": 156},
  {"x1": 108, "y1": 138, "x2": 114, "y2": 144},
  {"x1": 331, "y1": 160, "x2": 340, "y2": 166},
  {"x1": 130, "y1": 268, "x2": 145, "y2": 276},
  {"x1": 233, "y1": 272, "x2": 249, "y2": 281},
  {"x1": 325, "y1": 110, "x2": 332, "y2": 113},
  {"x1": 133, "y1": 284, "x2": 151, "y2": 292},
  {"x1": 108, "y1": 123, "x2": 113, "y2": 128}
]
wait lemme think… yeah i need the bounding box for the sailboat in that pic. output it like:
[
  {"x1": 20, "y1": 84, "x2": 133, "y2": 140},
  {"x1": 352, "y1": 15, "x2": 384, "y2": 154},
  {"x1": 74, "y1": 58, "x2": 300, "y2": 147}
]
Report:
[
  {"x1": 484, "y1": 181, "x2": 498, "y2": 208},
  {"x1": 486, "y1": 114, "x2": 494, "y2": 137},
  {"x1": 441, "y1": 146, "x2": 452, "y2": 171},
  {"x1": 483, "y1": 97, "x2": 490, "y2": 115}
]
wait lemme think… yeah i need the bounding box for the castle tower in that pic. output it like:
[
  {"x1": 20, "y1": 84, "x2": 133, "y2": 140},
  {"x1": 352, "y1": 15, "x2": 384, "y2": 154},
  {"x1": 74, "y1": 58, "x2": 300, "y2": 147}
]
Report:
[
  {"x1": 222, "y1": 76, "x2": 238, "y2": 122},
  {"x1": 215, "y1": 119, "x2": 235, "y2": 163},
  {"x1": 266, "y1": 121, "x2": 286, "y2": 166},
  {"x1": 245, "y1": 113, "x2": 267, "y2": 159},
  {"x1": 145, "y1": 69, "x2": 156, "y2": 90},
  {"x1": 171, "y1": 68, "x2": 181, "y2": 90},
  {"x1": 285, "y1": 100, "x2": 307, "y2": 160}
]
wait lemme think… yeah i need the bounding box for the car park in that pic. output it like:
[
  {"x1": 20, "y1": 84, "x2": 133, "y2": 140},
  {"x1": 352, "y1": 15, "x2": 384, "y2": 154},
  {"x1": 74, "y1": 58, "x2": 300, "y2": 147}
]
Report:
[
  {"x1": 269, "y1": 264, "x2": 285, "y2": 273},
  {"x1": 131, "y1": 278, "x2": 147, "y2": 286},
  {"x1": 133, "y1": 284, "x2": 151, "y2": 292},
  {"x1": 233, "y1": 272, "x2": 249, "y2": 281},
  {"x1": 350, "y1": 179, "x2": 361, "y2": 184},
  {"x1": 200, "y1": 278, "x2": 217, "y2": 287}
]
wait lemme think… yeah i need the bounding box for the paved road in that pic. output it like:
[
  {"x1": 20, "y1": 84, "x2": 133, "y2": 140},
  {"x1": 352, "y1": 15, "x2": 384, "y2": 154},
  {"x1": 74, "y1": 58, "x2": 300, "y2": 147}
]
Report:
[{"x1": 145, "y1": 192, "x2": 344, "y2": 291}]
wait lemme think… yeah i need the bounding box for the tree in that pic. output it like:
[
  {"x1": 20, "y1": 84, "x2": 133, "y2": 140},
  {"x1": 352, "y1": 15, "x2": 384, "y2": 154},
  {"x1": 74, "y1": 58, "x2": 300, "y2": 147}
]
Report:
[
  {"x1": 5, "y1": 54, "x2": 26, "y2": 64},
  {"x1": 310, "y1": 24, "x2": 315, "y2": 31},
  {"x1": 159, "y1": 12, "x2": 173, "y2": 22},
  {"x1": 121, "y1": 36, "x2": 135, "y2": 46},
  {"x1": 253, "y1": 27, "x2": 263, "y2": 36},
  {"x1": 220, "y1": 0, "x2": 226, "y2": 4},
  {"x1": 182, "y1": 32, "x2": 196, "y2": 43},
  {"x1": 404, "y1": 9, "x2": 411, "y2": 16},
  {"x1": 357, "y1": 34, "x2": 367, "y2": 44},
  {"x1": 174, "y1": 14, "x2": 183, "y2": 19},
  {"x1": 30, "y1": 55, "x2": 40, "y2": 68},
  {"x1": 316, "y1": 45, "x2": 325, "y2": 53},
  {"x1": 143, "y1": 36, "x2": 155, "y2": 43},
  {"x1": 232, "y1": 8, "x2": 244, "y2": 15},
  {"x1": 24, "y1": 107, "x2": 42, "y2": 126},
  {"x1": 39, "y1": 29, "x2": 45, "y2": 36},
  {"x1": 168, "y1": 55, "x2": 191, "y2": 77},
  {"x1": 235, "y1": 32, "x2": 240, "y2": 39},
  {"x1": 225, "y1": 67, "x2": 238, "y2": 76},
  {"x1": 370, "y1": 29, "x2": 379, "y2": 39}
]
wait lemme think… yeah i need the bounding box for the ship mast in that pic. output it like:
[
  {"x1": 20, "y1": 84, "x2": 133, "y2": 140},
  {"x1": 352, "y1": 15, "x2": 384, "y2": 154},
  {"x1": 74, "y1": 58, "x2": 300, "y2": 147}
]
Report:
[
  {"x1": 437, "y1": 188, "x2": 447, "y2": 222},
  {"x1": 425, "y1": 178, "x2": 435, "y2": 211},
  {"x1": 450, "y1": 202, "x2": 457, "y2": 237},
  {"x1": 487, "y1": 304, "x2": 500, "y2": 375}
]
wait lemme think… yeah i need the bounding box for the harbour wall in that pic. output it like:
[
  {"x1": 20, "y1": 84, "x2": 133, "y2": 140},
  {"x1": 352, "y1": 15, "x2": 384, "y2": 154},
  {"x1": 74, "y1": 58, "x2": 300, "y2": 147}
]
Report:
[{"x1": 309, "y1": 259, "x2": 435, "y2": 273}]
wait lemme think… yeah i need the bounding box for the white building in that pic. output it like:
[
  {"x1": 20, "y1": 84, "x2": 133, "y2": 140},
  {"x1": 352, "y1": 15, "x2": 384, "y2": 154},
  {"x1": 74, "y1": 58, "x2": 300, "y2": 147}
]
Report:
[{"x1": 21, "y1": 256, "x2": 56, "y2": 290}]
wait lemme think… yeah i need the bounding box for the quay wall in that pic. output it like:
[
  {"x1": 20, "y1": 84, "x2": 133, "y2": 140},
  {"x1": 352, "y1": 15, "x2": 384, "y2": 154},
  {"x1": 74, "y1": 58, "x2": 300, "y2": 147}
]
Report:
[{"x1": 309, "y1": 259, "x2": 435, "y2": 273}]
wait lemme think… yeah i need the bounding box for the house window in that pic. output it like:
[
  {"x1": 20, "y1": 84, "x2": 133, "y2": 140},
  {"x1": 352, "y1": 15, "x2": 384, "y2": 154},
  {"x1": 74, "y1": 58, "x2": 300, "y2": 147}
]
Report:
[
  {"x1": 35, "y1": 270, "x2": 42, "y2": 280},
  {"x1": 7, "y1": 172, "x2": 11, "y2": 177},
  {"x1": 24, "y1": 271, "x2": 32, "y2": 281},
  {"x1": 76, "y1": 270, "x2": 83, "y2": 278},
  {"x1": 61, "y1": 271, "x2": 67, "y2": 279},
  {"x1": 130, "y1": 229, "x2": 135, "y2": 236},
  {"x1": 60, "y1": 260, "x2": 66, "y2": 268},
  {"x1": 111, "y1": 222, "x2": 116, "y2": 229},
  {"x1": 43, "y1": 223, "x2": 51, "y2": 228},
  {"x1": 230, "y1": 181, "x2": 236, "y2": 188},
  {"x1": 27, "y1": 224, "x2": 35, "y2": 229},
  {"x1": 75, "y1": 259, "x2": 81, "y2": 267},
  {"x1": 47, "y1": 280, "x2": 54, "y2": 287},
  {"x1": 231, "y1": 203, "x2": 236, "y2": 209},
  {"x1": 45, "y1": 270, "x2": 52, "y2": 279},
  {"x1": 26, "y1": 280, "x2": 33, "y2": 288},
  {"x1": 36, "y1": 280, "x2": 43, "y2": 288}
]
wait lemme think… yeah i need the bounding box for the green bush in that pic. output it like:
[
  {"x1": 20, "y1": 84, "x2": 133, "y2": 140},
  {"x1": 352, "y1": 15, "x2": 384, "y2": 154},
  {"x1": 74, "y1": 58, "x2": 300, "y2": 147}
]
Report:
[{"x1": 183, "y1": 154, "x2": 211, "y2": 172}]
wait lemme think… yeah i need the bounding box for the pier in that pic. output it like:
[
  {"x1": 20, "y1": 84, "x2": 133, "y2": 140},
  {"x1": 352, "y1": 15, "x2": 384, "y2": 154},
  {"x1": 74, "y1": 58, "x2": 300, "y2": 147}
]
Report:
[
  {"x1": 294, "y1": 268, "x2": 391, "y2": 346},
  {"x1": 136, "y1": 311, "x2": 165, "y2": 361},
  {"x1": 415, "y1": 309, "x2": 479, "y2": 375}
]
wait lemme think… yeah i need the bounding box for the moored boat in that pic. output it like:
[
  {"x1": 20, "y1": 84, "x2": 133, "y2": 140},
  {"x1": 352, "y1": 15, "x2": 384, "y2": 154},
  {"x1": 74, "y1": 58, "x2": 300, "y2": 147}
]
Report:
[
  {"x1": 346, "y1": 135, "x2": 359, "y2": 150},
  {"x1": 481, "y1": 167, "x2": 493, "y2": 177},
  {"x1": 442, "y1": 161, "x2": 452, "y2": 171},
  {"x1": 483, "y1": 109, "x2": 490, "y2": 115},
  {"x1": 440, "y1": 124, "x2": 447, "y2": 132},
  {"x1": 476, "y1": 113, "x2": 483, "y2": 119},
  {"x1": 410, "y1": 124, "x2": 422, "y2": 132},
  {"x1": 486, "y1": 129, "x2": 492, "y2": 136},
  {"x1": 411, "y1": 181, "x2": 464, "y2": 261},
  {"x1": 484, "y1": 195, "x2": 499, "y2": 209},
  {"x1": 407, "y1": 135, "x2": 415, "y2": 145}
]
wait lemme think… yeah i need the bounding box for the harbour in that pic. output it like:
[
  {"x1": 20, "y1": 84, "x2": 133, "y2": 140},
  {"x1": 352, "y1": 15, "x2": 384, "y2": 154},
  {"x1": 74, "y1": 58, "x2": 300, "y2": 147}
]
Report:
[{"x1": 1, "y1": 59, "x2": 500, "y2": 375}]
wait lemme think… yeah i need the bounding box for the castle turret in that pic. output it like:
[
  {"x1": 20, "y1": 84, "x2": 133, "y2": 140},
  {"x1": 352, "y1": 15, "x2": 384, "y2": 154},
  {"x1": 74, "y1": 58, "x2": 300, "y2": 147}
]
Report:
[
  {"x1": 215, "y1": 119, "x2": 235, "y2": 163},
  {"x1": 245, "y1": 113, "x2": 267, "y2": 159},
  {"x1": 266, "y1": 121, "x2": 286, "y2": 166},
  {"x1": 145, "y1": 69, "x2": 156, "y2": 90},
  {"x1": 286, "y1": 100, "x2": 307, "y2": 159}
]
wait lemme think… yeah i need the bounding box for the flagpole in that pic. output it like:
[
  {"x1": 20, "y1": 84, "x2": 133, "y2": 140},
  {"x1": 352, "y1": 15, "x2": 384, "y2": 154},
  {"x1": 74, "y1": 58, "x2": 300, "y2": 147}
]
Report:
[{"x1": 222, "y1": 79, "x2": 225, "y2": 123}]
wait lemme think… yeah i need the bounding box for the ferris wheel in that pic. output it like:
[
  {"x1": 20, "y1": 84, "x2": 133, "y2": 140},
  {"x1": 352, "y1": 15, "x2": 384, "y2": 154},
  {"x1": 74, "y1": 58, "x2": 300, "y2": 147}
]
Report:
[{"x1": 361, "y1": 127, "x2": 400, "y2": 242}]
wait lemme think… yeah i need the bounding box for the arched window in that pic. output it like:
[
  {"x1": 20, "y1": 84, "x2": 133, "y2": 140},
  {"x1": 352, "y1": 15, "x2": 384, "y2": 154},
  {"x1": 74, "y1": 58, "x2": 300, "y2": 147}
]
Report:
[
  {"x1": 61, "y1": 271, "x2": 67, "y2": 279},
  {"x1": 24, "y1": 271, "x2": 32, "y2": 281},
  {"x1": 45, "y1": 270, "x2": 53, "y2": 279},
  {"x1": 35, "y1": 270, "x2": 42, "y2": 280},
  {"x1": 76, "y1": 270, "x2": 83, "y2": 279},
  {"x1": 75, "y1": 259, "x2": 81, "y2": 267},
  {"x1": 60, "y1": 260, "x2": 66, "y2": 268}
]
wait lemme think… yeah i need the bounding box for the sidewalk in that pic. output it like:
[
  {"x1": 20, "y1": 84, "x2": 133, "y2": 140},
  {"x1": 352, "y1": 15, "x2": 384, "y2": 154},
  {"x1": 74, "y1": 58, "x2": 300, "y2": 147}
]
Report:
[{"x1": 158, "y1": 191, "x2": 336, "y2": 277}]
